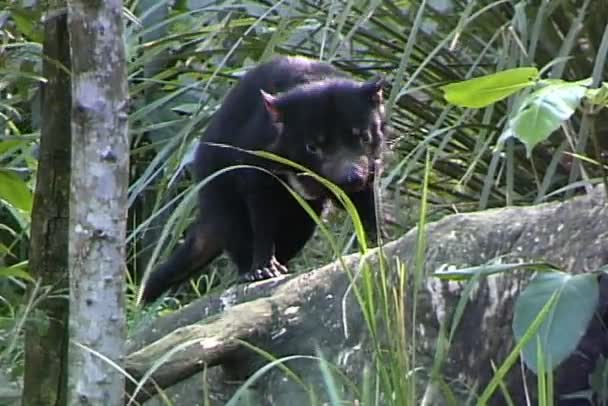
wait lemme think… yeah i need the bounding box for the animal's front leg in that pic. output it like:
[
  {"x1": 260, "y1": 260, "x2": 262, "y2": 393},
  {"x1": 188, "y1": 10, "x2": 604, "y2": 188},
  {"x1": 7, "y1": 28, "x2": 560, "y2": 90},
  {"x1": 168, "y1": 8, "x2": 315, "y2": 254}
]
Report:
[
  {"x1": 245, "y1": 256, "x2": 289, "y2": 281},
  {"x1": 243, "y1": 192, "x2": 289, "y2": 281},
  {"x1": 347, "y1": 185, "x2": 379, "y2": 239}
]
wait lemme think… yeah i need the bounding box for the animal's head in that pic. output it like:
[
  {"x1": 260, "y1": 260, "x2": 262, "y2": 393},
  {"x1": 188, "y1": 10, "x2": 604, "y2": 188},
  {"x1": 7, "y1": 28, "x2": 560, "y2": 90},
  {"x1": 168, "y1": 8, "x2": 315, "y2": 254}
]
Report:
[{"x1": 261, "y1": 77, "x2": 385, "y2": 199}]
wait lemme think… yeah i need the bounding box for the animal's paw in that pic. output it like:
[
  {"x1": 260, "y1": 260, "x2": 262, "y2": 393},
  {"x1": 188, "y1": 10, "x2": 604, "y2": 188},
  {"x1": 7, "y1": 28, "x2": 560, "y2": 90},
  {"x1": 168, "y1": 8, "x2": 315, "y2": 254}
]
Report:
[{"x1": 245, "y1": 256, "x2": 289, "y2": 281}]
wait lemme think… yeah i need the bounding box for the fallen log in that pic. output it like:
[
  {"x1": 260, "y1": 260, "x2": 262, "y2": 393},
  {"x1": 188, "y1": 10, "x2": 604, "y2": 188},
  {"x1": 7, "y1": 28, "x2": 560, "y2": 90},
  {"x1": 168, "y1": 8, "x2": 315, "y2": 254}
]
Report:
[{"x1": 128, "y1": 186, "x2": 608, "y2": 405}]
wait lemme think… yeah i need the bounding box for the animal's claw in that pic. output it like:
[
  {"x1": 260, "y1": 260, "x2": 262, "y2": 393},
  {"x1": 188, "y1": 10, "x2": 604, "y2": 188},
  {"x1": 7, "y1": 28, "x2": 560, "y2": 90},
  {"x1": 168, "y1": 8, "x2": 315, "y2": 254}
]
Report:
[{"x1": 245, "y1": 256, "x2": 289, "y2": 281}]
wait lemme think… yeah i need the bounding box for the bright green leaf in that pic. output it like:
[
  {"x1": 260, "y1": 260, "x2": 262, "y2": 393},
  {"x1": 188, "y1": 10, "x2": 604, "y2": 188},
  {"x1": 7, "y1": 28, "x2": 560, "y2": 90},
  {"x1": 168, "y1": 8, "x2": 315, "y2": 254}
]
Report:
[
  {"x1": 509, "y1": 81, "x2": 587, "y2": 157},
  {"x1": 441, "y1": 67, "x2": 539, "y2": 108},
  {"x1": 513, "y1": 271, "x2": 599, "y2": 375},
  {"x1": 0, "y1": 140, "x2": 27, "y2": 156},
  {"x1": 586, "y1": 82, "x2": 608, "y2": 107},
  {"x1": 10, "y1": 7, "x2": 43, "y2": 43},
  {"x1": 0, "y1": 266, "x2": 33, "y2": 282},
  {"x1": 0, "y1": 169, "x2": 33, "y2": 212}
]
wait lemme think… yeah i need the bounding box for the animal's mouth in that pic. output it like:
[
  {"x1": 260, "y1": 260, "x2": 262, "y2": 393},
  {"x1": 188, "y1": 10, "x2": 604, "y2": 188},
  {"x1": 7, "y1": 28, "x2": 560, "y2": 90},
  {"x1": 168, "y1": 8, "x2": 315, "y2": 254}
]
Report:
[
  {"x1": 287, "y1": 171, "x2": 368, "y2": 200},
  {"x1": 287, "y1": 173, "x2": 325, "y2": 200}
]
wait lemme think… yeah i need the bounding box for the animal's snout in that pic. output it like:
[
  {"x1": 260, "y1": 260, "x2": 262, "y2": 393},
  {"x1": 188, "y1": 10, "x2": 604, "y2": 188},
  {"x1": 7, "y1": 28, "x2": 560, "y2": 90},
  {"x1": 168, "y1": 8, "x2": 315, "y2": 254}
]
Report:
[
  {"x1": 339, "y1": 163, "x2": 368, "y2": 190},
  {"x1": 320, "y1": 154, "x2": 372, "y2": 193}
]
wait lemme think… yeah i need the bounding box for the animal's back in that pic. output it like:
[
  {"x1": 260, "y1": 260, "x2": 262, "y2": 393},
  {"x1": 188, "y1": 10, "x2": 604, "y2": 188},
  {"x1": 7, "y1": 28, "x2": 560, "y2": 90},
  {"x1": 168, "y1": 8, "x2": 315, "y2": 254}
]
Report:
[
  {"x1": 203, "y1": 57, "x2": 341, "y2": 144},
  {"x1": 194, "y1": 57, "x2": 342, "y2": 180}
]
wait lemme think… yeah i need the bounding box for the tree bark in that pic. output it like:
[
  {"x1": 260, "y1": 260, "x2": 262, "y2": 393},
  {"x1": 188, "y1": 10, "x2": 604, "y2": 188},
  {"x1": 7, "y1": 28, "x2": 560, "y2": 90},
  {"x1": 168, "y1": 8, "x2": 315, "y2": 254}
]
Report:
[
  {"x1": 126, "y1": 293, "x2": 300, "y2": 403},
  {"x1": 66, "y1": 0, "x2": 129, "y2": 404},
  {"x1": 22, "y1": 2, "x2": 71, "y2": 405}
]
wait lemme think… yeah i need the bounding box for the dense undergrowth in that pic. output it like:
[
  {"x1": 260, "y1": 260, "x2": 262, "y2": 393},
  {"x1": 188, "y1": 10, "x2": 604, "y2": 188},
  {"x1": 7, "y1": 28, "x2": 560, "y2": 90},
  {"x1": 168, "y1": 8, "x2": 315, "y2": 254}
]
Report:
[{"x1": 1, "y1": 0, "x2": 607, "y2": 404}]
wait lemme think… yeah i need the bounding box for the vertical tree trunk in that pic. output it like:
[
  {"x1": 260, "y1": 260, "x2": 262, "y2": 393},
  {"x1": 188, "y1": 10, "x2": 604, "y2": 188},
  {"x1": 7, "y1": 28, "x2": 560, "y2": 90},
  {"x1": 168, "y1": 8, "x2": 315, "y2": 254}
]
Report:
[
  {"x1": 66, "y1": 0, "x2": 129, "y2": 404},
  {"x1": 22, "y1": 2, "x2": 71, "y2": 405}
]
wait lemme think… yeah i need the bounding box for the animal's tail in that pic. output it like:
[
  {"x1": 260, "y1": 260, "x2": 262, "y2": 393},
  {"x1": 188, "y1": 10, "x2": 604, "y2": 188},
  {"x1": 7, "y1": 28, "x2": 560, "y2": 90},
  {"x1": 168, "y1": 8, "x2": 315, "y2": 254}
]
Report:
[{"x1": 141, "y1": 222, "x2": 222, "y2": 303}]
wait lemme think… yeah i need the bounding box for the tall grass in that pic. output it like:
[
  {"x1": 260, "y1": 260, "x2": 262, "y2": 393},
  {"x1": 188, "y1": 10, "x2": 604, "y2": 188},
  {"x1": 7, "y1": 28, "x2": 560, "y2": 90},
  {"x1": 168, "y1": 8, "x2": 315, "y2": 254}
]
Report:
[{"x1": 1, "y1": 0, "x2": 604, "y2": 403}]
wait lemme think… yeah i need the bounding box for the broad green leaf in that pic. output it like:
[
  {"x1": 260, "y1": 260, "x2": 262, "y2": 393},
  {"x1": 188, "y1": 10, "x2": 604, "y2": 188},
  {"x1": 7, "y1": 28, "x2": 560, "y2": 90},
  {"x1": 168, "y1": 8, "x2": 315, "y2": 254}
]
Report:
[
  {"x1": 0, "y1": 140, "x2": 27, "y2": 156},
  {"x1": 441, "y1": 67, "x2": 539, "y2": 108},
  {"x1": 509, "y1": 81, "x2": 587, "y2": 157},
  {"x1": 10, "y1": 7, "x2": 43, "y2": 43},
  {"x1": 0, "y1": 169, "x2": 33, "y2": 212},
  {"x1": 513, "y1": 271, "x2": 599, "y2": 374}
]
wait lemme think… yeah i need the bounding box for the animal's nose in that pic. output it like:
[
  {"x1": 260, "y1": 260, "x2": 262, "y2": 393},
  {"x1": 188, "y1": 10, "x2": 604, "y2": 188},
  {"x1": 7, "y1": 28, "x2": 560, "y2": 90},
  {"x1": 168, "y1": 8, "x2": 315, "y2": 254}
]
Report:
[{"x1": 340, "y1": 164, "x2": 368, "y2": 191}]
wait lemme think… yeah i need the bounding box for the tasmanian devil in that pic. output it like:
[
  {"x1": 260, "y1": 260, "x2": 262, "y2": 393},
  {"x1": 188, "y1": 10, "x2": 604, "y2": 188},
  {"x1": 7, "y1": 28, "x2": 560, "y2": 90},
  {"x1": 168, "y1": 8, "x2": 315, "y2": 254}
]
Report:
[{"x1": 142, "y1": 56, "x2": 386, "y2": 303}]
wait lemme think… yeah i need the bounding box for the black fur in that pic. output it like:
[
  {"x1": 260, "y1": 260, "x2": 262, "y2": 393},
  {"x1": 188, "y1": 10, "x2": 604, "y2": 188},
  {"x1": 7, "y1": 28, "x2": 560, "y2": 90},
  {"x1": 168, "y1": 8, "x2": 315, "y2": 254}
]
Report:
[{"x1": 142, "y1": 56, "x2": 385, "y2": 303}]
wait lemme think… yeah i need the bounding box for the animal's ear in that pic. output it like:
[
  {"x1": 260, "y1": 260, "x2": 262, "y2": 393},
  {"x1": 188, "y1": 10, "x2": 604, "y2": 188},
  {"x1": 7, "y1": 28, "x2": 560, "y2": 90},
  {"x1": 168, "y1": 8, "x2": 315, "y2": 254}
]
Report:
[
  {"x1": 361, "y1": 76, "x2": 385, "y2": 105},
  {"x1": 260, "y1": 90, "x2": 282, "y2": 122}
]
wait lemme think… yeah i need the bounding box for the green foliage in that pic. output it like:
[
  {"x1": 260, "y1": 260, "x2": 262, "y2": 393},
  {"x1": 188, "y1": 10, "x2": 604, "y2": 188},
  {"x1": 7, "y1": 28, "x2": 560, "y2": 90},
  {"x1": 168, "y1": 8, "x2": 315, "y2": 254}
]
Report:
[
  {"x1": 433, "y1": 261, "x2": 557, "y2": 281},
  {"x1": 506, "y1": 79, "x2": 590, "y2": 157},
  {"x1": 0, "y1": 169, "x2": 32, "y2": 213},
  {"x1": 7, "y1": 6, "x2": 43, "y2": 43},
  {"x1": 479, "y1": 287, "x2": 560, "y2": 404},
  {"x1": 2, "y1": 0, "x2": 607, "y2": 404},
  {"x1": 442, "y1": 70, "x2": 606, "y2": 158},
  {"x1": 441, "y1": 67, "x2": 539, "y2": 108},
  {"x1": 0, "y1": 261, "x2": 32, "y2": 282},
  {"x1": 587, "y1": 83, "x2": 608, "y2": 108},
  {"x1": 589, "y1": 356, "x2": 608, "y2": 404},
  {"x1": 432, "y1": 261, "x2": 604, "y2": 402},
  {"x1": 512, "y1": 271, "x2": 599, "y2": 375}
]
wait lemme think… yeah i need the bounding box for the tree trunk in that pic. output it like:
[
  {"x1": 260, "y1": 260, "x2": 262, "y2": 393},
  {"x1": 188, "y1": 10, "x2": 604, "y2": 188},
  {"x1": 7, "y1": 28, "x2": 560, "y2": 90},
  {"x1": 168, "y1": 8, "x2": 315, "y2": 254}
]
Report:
[
  {"x1": 22, "y1": 2, "x2": 71, "y2": 405},
  {"x1": 66, "y1": 0, "x2": 129, "y2": 404}
]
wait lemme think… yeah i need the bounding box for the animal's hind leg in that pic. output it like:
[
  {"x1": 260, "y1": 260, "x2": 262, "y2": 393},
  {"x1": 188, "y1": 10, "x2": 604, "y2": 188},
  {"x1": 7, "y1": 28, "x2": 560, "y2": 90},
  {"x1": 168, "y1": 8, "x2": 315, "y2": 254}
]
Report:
[
  {"x1": 199, "y1": 191, "x2": 255, "y2": 280},
  {"x1": 222, "y1": 219, "x2": 254, "y2": 278}
]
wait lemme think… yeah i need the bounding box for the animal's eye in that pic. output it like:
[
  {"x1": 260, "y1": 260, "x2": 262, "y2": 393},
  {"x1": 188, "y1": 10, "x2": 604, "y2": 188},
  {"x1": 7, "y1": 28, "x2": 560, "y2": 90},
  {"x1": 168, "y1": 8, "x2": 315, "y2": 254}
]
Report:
[{"x1": 305, "y1": 143, "x2": 321, "y2": 155}]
